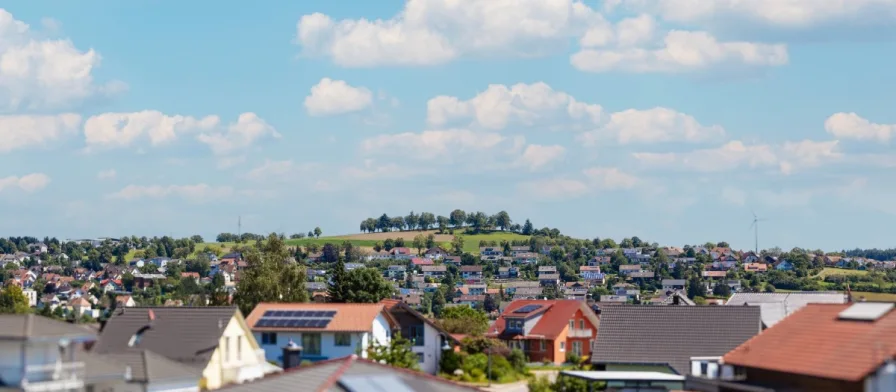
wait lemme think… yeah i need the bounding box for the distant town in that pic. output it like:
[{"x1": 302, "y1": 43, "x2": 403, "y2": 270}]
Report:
[{"x1": 1, "y1": 210, "x2": 894, "y2": 391}]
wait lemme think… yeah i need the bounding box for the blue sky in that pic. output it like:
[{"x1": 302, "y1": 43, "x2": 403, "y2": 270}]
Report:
[{"x1": 2, "y1": 0, "x2": 896, "y2": 251}]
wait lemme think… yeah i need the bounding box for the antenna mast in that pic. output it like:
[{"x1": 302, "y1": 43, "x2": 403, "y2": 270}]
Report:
[{"x1": 238, "y1": 216, "x2": 242, "y2": 241}]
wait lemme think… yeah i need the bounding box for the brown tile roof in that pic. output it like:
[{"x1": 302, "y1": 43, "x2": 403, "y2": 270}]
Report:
[
  {"x1": 246, "y1": 302, "x2": 390, "y2": 332},
  {"x1": 723, "y1": 303, "x2": 896, "y2": 382}
]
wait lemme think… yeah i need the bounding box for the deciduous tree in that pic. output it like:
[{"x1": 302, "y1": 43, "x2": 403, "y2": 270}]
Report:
[
  {"x1": 0, "y1": 285, "x2": 30, "y2": 314},
  {"x1": 234, "y1": 233, "x2": 308, "y2": 315}
]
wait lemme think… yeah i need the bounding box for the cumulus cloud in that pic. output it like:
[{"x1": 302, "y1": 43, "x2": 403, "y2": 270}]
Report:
[
  {"x1": 0, "y1": 9, "x2": 125, "y2": 111},
  {"x1": 0, "y1": 173, "x2": 50, "y2": 193},
  {"x1": 633, "y1": 139, "x2": 841, "y2": 174},
  {"x1": 579, "y1": 107, "x2": 724, "y2": 145},
  {"x1": 304, "y1": 78, "x2": 373, "y2": 116},
  {"x1": 582, "y1": 167, "x2": 640, "y2": 189},
  {"x1": 197, "y1": 112, "x2": 280, "y2": 155},
  {"x1": 295, "y1": 0, "x2": 601, "y2": 67},
  {"x1": 571, "y1": 30, "x2": 788, "y2": 73},
  {"x1": 107, "y1": 184, "x2": 233, "y2": 202},
  {"x1": 516, "y1": 144, "x2": 566, "y2": 170},
  {"x1": 96, "y1": 169, "x2": 116, "y2": 180},
  {"x1": 0, "y1": 113, "x2": 81, "y2": 152},
  {"x1": 825, "y1": 112, "x2": 894, "y2": 142},
  {"x1": 426, "y1": 82, "x2": 602, "y2": 130},
  {"x1": 610, "y1": 0, "x2": 896, "y2": 27}
]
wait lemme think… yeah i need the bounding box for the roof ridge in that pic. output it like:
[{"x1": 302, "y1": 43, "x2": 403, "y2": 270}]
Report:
[{"x1": 318, "y1": 355, "x2": 357, "y2": 391}]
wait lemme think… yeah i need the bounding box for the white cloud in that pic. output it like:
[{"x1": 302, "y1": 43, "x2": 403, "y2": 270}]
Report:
[
  {"x1": 304, "y1": 78, "x2": 373, "y2": 116},
  {"x1": 611, "y1": 0, "x2": 896, "y2": 27},
  {"x1": 572, "y1": 30, "x2": 788, "y2": 73},
  {"x1": 580, "y1": 107, "x2": 724, "y2": 145},
  {"x1": 360, "y1": 129, "x2": 505, "y2": 159},
  {"x1": 96, "y1": 169, "x2": 116, "y2": 180},
  {"x1": 582, "y1": 167, "x2": 639, "y2": 189},
  {"x1": 633, "y1": 139, "x2": 841, "y2": 174},
  {"x1": 427, "y1": 82, "x2": 602, "y2": 130},
  {"x1": 825, "y1": 112, "x2": 894, "y2": 142},
  {"x1": 0, "y1": 173, "x2": 50, "y2": 193},
  {"x1": 107, "y1": 184, "x2": 233, "y2": 202},
  {"x1": 295, "y1": 0, "x2": 602, "y2": 67},
  {"x1": 0, "y1": 9, "x2": 125, "y2": 111},
  {"x1": 0, "y1": 113, "x2": 81, "y2": 152},
  {"x1": 197, "y1": 112, "x2": 280, "y2": 155},
  {"x1": 516, "y1": 144, "x2": 566, "y2": 170},
  {"x1": 518, "y1": 178, "x2": 590, "y2": 200},
  {"x1": 83, "y1": 110, "x2": 219, "y2": 149}
]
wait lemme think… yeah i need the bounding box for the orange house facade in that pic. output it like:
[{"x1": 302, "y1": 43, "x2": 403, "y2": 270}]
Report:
[{"x1": 488, "y1": 300, "x2": 599, "y2": 364}]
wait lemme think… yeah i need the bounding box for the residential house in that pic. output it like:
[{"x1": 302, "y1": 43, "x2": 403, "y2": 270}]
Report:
[
  {"x1": 538, "y1": 273, "x2": 561, "y2": 287},
  {"x1": 0, "y1": 314, "x2": 97, "y2": 391},
  {"x1": 613, "y1": 283, "x2": 640, "y2": 300},
  {"x1": 628, "y1": 271, "x2": 655, "y2": 279},
  {"x1": 508, "y1": 246, "x2": 529, "y2": 255},
  {"x1": 588, "y1": 256, "x2": 610, "y2": 267},
  {"x1": 497, "y1": 266, "x2": 519, "y2": 279},
  {"x1": 421, "y1": 265, "x2": 447, "y2": 279},
  {"x1": 628, "y1": 253, "x2": 652, "y2": 264},
  {"x1": 539, "y1": 245, "x2": 556, "y2": 255},
  {"x1": 343, "y1": 263, "x2": 364, "y2": 271},
  {"x1": 538, "y1": 266, "x2": 557, "y2": 275},
  {"x1": 364, "y1": 251, "x2": 392, "y2": 262},
  {"x1": 385, "y1": 265, "x2": 406, "y2": 280},
  {"x1": 744, "y1": 263, "x2": 768, "y2": 272},
  {"x1": 591, "y1": 306, "x2": 761, "y2": 375},
  {"x1": 710, "y1": 247, "x2": 733, "y2": 261},
  {"x1": 452, "y1": 295, "x2": 485, "y2": 307},
  {"x1": 618, "y1": 264, "x2": 642, "y2": 276},
  {"x1": 463, "y1": 284, "x2": 487, "y2": 296},
  {"x1": 247, "y1": 302, "x2": 392, "y2": 364},
  {"x1": 774, "y1": 260, "x2": 794, "y2": 271},
  {"x1": 512, "y1": 287, "x2": 544, "y2": 300},
  {"x1": 512, "y1": 252, "x2": 539, "y2": 264},
  {"x1": 423, "y1": 247, "x2": 450, "y2": 260},
  {"x1": 725, "y1": 292, "x2": 848, "y2": 328},
  {"x1": 702, "y1": 271, "x2": 727, "y2": 279},
  {"x1": 115, "y1": 295, "x2": 136, "y2": 308},
  {"x1": 459, "y1": 265, "x2": 483, "y2": 281},
  {"x1": 391, "y1": 247, "x2": 413, "y2": 260},
  {"x1": 69, "y1": 297, "x2": 94, "y2": 318},
  {"x1": 741, "y1": 251, "x2": 760, "y2": 263},
  {"x1": 221, "y1": 354, "x2": 478, "y2": 392},
  {"x1": 479, "y1": 247, "x2": 503, "y2": 257},
  {"x1": 622, "y1": 248, "x2": 640, "y2": 257},
  {"x1": 132, "y1": 273, "x2": 167, "y2": 290},
  {"x1": 21, "y1": 288, "x2": 37, "y2": 307},
  {"x1": 95, "y1": 306, "x2": 276, "y2": 390},
  {"x1": 662, "y1": 247, "x2": 683, "y2": 257},
  {"x1": 579, "y1": 266, "x2": 605, "y2": 283},
  {"x1": 443, "y1": 256, "x2": 461, "y2": 266},
  {"x1": 489, "y1": 300, "x2": 599, "y2": 364},
  {"x1": 381, "y1": 300, "x2": 460, "y2": 375},
  {"x1": 695, "y1": 303, "x2": 896, "y2": 392},
  {"x1": 562, "y1": 282, "x2": 589, "y2": 300},
  {"x1": 662, "y1": 279, "x2": 686, "y2": 292},
  {"x1": 181, "y1": 272, "x2": 200, "y2": 283},
  {"x1": 411, "y1": 257, "x2": 434, "y2": 267},
  {"x1": 649, "y1": 290, "x2": 696, "y2": 306}
]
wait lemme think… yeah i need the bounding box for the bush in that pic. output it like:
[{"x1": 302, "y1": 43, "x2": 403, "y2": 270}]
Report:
[
  {"x1": 508, "y1": 348, "x2": 527, "y2": 373},
  {"x1": 440, "y1": 350, "x2": 464, "y2": 374}
]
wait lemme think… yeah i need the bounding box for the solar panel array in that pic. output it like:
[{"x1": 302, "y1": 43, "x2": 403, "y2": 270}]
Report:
[
  {"x1": 514, "y1": 304, "x2": 543, "y2": 313},
  {"x1": 255, "y1": 310, "x2": 337, "y2": 328}
]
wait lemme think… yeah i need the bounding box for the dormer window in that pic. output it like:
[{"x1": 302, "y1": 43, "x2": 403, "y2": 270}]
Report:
[{"x1": 506, "y1": 318, "x2": 524, "y2": 331}]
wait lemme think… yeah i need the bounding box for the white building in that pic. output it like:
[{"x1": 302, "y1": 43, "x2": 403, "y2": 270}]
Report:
[{"x1": 0, "y1": 314, "x2": 95, "y2": 391}]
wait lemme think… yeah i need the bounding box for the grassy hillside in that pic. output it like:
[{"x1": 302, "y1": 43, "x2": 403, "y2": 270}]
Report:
[
  {"x1": 850, "y1": 291, "x2": 896, "y2": 302},
  {"x1": 816, "y1": 267, "x2": 868, "y2": 278},
  {"x1": 459, "y1": 232, "x2": 531, "y2": 253}
]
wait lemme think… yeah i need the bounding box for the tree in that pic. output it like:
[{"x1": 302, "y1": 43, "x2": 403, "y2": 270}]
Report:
[
  {"x1": 419, "y1": 212, "x2": 436, "y2": 230},
  {"x1": 412, "y1": 234, "x2": 426, "y2": 255},
  {"x1": 449, "y1": 209, "x2": 467, "y2": 228},
  {"x1": 494, "y1": 211, "x2": 512, "y2": 231},
  {"x1": 383, "y1": 238, "x2": 395, "y2": 251},
  {"x1": 0, "y1": 285, "x2": 30, "y2": 314},
  {"x1": 321, "y1": 243, "x2": 339, "y2": 263},
  {"x1": 327, "y1": 259, "x2": 349, "y2": 303},
  {"x1": 522, "y1": 219, "x2": 534, "y2": 235},
  {"x1": 234, "y1": 233, "x2": 308, "y2": 315},
  {"x1": 190, "y1": 235, "x2": 204, "y2": 244},
  {"x1": 334, "y1": 268, "x2": 394, "y2": 303},
  {"x1": 404, "y1": 211, "x2": 419, "y2": 231},
  {"x1": 425, "y1": 234, "x2": 436, "y2": 249},
  {"x1": 687, "y1": 276, "x2": 707, "y2": 299},
  {"x1": 367, "y1": 332, "x2": 418, "y2": 370},
  {"x1": 377, "y1": 214, "x2": 391, "y2": 232},
  {"x1": 483, "y1": 294, "x2": 498, "y2": 313},
  {"x1": 436, "y1": 216, "x2": 449, "y2": 233},
  {"x1": 451, "y1": 235, "x2": 465, "y2": 254},
  {"x1": 439, "y1": 305, "x2": 489, "y2": 335},
  {"x1": 432, "y1": 289, "x2": 446, "y2": 317},
  {"x1": 313, "y1": 227, "x2": 322, "y2": 238},
  {"x1": 390, "y1": 217, "x2": 405, "y2": 232},
  {"x1": 713, "y1": 282, "x2": 732, "y2": 297}
]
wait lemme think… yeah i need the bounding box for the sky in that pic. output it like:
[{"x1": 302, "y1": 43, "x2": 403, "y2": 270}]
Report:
[{"x1": 1, "y1": 0, "x2": 896, "y2": 251}]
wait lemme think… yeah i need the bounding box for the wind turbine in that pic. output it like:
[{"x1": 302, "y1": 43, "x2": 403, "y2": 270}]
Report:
[{"x1": 749, "y1": 211, "x2": 767, "y2": 253}]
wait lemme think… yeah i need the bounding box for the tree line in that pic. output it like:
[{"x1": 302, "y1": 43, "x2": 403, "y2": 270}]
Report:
[{"x1": 359, "y1": 210, "x2": 538, "y2": 234}]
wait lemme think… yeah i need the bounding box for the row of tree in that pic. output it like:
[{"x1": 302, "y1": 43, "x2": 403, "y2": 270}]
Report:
[{"x1": 358, "y1": 210, "x2": 524, "y2": 234}]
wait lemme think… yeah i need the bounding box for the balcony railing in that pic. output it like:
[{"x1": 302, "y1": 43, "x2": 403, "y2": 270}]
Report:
[
  {"x1": 19, "y1": 361, "x2": 85, "y2": 392},
  {"x1": 567, "y1": 328, "x2": 593, "y2": 338}
]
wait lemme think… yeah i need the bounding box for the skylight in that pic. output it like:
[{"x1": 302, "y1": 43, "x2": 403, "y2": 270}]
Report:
[{"x1": 838, "y1": 302, "x2": 894, "y2": 321}]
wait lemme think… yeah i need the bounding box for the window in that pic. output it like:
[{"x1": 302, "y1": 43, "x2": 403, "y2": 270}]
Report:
[
  {"x1": 237, "y1": 336, "x2": 242, "y2": 361},
  {"x1": 416, "y1": 353, "x2": 425, "y2": 363},
  {"x1": 224, "y1": 337, "x2": 230, "y2": 362},
  {"x1": 540, "y1": 340, "x2": 546, "y2": 351},
  {"x1": 569, "y1": 320, "x2": 574, "y2": 329},
  {"x1": 335, "y1": 333, "x2": 352, "y2": 347},
  {"x1": 409, "y1": 325, "x2": 425, "y2": 346},
  {"x1": 302, "y1": 333, "x2": 322, "y2": 356},
  {"x1": 579, "y1": 320, "x2": 585, "y2": 330},
  {"x1": 261, "y1": 332, "x2": 278, "y2": 345},
  {"x1": 559, "y1": 342, "x2": 565, "y2": 352},
  {"x1": 572, "y1": 341, "x2": 582, "y2": 355}
]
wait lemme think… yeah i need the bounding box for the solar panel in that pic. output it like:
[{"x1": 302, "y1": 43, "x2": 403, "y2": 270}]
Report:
[
  {"x1": 255, "y1": 319, "x2": 272, "y2": 327},
  {"x1": 274, "y1": 319, "x2": 289, "y2": 327},
  {"x1": 272, "y1": 310, "x2": 284, "y2": 317},
  {"x1": 514, "y1": 304, "x2": 543, "y2": 313},
  {"x1": 293, "y1": 311, "x2": 306, "y2": 317},
  {"x1": 284, "y1": 319, "x2": 300, "y2": 328},
  {"x1": 323, "y1": 311, "x2": 337, "y2": 317},
  {"x1": 295, "y1": 319, "x2": 309, "y2": 327},
  {"x1": 263, "y1": 310, "x2": 275, "y2": 317}
]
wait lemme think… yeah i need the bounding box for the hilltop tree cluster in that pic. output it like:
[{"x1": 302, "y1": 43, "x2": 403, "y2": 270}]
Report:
[{"x1": 359, "y1": 209, "x2": 522, "y2": 234}]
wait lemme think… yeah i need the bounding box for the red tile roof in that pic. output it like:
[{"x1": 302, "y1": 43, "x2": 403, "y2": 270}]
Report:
[
  {"x1": 489, "y1": 299, "x2": 596, "y2": 339},
  {"x1": 723, "y1": 303, "x2": 896, "y2": 382}
]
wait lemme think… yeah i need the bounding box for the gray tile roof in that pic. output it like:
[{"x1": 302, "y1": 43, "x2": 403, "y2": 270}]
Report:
[
  {"x1": 220, "y1": 355, "x2": 479, "y2": 392},
  {"x1": 94, "y1": 306, "x2": 238, "y2": 368},
  {"x1": 0, "y1": 314, "x2": 96, "y2": 341},
  {"x1": 591, "y1": 305, "x2": 761, "y2": 374},
  {"x1": 725, "y1": 292, "x2": 847, "y2": 327},
  {"x1": 105, "y1": 350, "x2": 202, "y2": 383}
]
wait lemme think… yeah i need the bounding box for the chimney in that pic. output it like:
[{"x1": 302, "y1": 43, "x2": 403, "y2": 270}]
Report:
[{"x1": 282, "y1": 339, "x2": 303, "y2": 370}]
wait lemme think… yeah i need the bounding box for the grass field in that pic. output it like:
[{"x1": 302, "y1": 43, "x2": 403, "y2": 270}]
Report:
[
  {"x1": 815, "y1": 268, "x2": 869, "y2": 278},
  {"x1": 333, "y1": 230, "x2": 454, "y2": 242},
  {"x1": 849, "y1": 291, "x2": 896, "y2": 302},
  {"x1": 458, "y1": 232, "x2": 531, "y2": 253}
]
